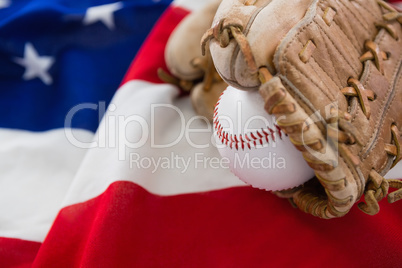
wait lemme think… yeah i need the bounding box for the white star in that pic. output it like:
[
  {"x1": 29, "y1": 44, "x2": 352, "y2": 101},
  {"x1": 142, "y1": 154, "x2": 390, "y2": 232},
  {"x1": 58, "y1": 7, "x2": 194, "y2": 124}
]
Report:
[
  {"x1": 13, "y1": 43, "x2": 55, "y2": 85},
  {"x1": 0, "y1": 0, "x2": 11, "y2": 9},
  {"x1": 83, "y1": 2, "x2": 123, "y2": 30}
]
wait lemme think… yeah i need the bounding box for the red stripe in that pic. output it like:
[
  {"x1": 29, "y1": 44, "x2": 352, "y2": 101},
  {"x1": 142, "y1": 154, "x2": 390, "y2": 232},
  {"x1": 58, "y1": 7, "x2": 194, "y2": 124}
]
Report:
[
  {"x1": 31, "y1": 181, "x2": 402, "y2": 267},
  {"x1": 0, "y1": 238, "x2": 41, "y2": 268},
  {"x1": 121, "y1": 6, "x2": 190, "y2": 85},
  {"x1": 120, "y1": 0, "x2": 402, "y2": 85}
]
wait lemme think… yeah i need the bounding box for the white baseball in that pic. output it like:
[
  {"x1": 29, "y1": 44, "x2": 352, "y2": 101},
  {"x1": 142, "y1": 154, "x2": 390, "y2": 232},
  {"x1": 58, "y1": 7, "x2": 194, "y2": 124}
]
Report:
[
  {"x1": 213, "y1": 86, "x2": 314, "y2": 191},
  {"x1": 214, "y1": 86, "x2": 402, "y2": 191}
]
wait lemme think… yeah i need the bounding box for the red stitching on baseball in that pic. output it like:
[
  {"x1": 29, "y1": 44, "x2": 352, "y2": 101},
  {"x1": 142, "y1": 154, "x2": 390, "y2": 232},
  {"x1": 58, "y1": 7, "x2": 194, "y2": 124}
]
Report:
[{"x1": 213, "y1": 90, "x2": 284, "y2": 151}]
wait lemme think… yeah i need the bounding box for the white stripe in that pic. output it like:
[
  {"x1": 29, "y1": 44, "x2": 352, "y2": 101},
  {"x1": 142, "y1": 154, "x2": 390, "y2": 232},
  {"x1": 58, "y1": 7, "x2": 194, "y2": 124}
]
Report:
[
  {"x1": 60, "y1": 78, "x2": 402, "y2": 206},
  {"x1": 385, "y1": 164, "x2": 402, "y2": 180},
  {"x1": 0, "y1": 128, "x2": 93, "y2": 242},
  {"x1": 62, "y1": 80, "x2": 245, "y2": 207},
  {"x1": 172, "y1": 0, "x2": 212, "y2": 12},
  {"x1": 394, "y1": 3, "x2": 402, "y2": 9},
  {"x1": 3, "y1": 0, "x2": 401, "y2": 242},
  {"x1": 1, "y1": 77, "x2": 400, "y2": 242}
]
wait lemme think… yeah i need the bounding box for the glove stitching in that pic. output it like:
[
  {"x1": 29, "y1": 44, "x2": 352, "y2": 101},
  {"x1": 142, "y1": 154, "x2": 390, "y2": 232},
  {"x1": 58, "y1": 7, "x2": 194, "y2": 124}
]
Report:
[
  {"x1": 213, "y1": 90, "x2": 283, "y2": 151},
  {"x1": 288, "y1": 0, "x2": 391, "y2": 216},
  {"x1": 332, "y1": 19, "x2": 360, "y2": 56},
  {"x1": 378, "y1": 136, "x2": 392, "y2": 172},
  {"x1": 310, "y1": 27, "x2": 343, "y2": 88},
  {"x1": 283, "y1": 59, "x2": 334, "y2": 105},
  {"x1": 315, "y1": 20, "x2": 360, "y2": 75},
  {"x1": 359, "y1": 35, "x2": 401, "y2": 160},
  {"x1": 332, "y1": 147, "x2": 364, "y2": 207},
  {"x1": 335, "y1": 2, "x2": 363, "y2": 51},
  {"x1": 309, "y1": 56, "x2": 339, "y2": 98},
  {"x1": 281, "y1": 21, "x2": 337, "y2": 104},
  {"x1": 364, "y1": 0, "x2": 382, "y2": 19},
  {"x1": 356, "y1": 64, "x2": 381, "y2": 158},
  {"x1": 340, "y1": 0, "x2": 373, "y2": 33},
  {"x1": 362, "y1": 63, "x2": 402, "y2": 162},
  {"x1": 348, "y1": 0, "x2": 379, "y2": 27},
  {"x1": 312, "y1": 57, "x2": 343, "y2": 93}
]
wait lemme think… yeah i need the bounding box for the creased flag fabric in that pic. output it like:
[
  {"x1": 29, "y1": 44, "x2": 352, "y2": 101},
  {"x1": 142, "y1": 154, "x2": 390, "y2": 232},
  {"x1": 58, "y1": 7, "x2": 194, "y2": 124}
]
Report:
[
  {"x1": 1, "y1": 0, "x2": 402, "y2": 267},
  {"x1": 0, "y1": 0, "x2": 171, "y2": 131}
]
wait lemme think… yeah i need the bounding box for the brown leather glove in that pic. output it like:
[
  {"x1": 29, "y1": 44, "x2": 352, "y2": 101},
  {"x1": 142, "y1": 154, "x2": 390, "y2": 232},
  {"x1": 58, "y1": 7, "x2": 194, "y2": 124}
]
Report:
[
  {"x1": 202, "y1": 0, "x2": 402, "y2": 218},
  {"x1": 160, "y1": 0, "x2": 226, "y2": 122}
]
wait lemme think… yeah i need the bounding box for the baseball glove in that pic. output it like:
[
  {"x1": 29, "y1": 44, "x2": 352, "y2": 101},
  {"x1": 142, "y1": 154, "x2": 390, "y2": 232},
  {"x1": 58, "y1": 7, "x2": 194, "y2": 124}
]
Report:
[
  {"x1": 202, "y1": 0, "x2": 402, "y2": 218},
  {"x1": 159, "y1": 0, "x2": 226, "y2": 122}
]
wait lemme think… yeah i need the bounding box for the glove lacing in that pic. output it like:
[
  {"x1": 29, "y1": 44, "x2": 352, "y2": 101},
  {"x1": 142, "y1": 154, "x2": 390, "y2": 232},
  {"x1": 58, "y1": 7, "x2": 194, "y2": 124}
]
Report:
[
  {"x1": 340, "y1": 0, "x2": 402, "y2": 215},
  {"x1": 158, "y1": 49, "x2": 222, "y2": 93},
  {"x1": 201, "y1": 0, "x2": 402, "y2": 216}
]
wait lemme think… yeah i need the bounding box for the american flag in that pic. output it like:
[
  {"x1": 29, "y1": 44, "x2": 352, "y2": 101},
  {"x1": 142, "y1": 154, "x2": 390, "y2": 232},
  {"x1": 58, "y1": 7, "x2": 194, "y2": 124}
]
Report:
[{"x1": 1, "y1": 0, "x2": 401, "y2": 267}]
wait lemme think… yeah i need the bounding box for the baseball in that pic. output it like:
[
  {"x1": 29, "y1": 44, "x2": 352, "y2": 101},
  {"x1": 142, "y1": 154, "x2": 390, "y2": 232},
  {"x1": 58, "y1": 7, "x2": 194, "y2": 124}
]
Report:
[{"x1": 213, "y1": 86, "x2": 315, "y2": 191}]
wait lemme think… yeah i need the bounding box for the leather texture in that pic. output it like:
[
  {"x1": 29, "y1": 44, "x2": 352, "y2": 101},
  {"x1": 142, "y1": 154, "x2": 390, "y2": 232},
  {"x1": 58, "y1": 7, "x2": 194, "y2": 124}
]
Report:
[
  {"x1": 210, "y1": 0, "x2": 314, "y2": 90},
  {"x1": 165, "y1": 0, "x2": 221, "y2": 81},
  {"x1": 163, "y1": 0, "x2": 226, "y2": 122},
  {"x1": 206, "y1": 0, "x2": 402, "y2": 218}
]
